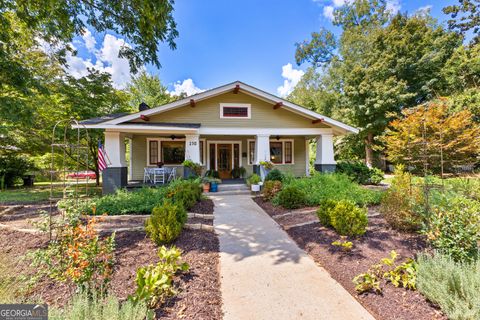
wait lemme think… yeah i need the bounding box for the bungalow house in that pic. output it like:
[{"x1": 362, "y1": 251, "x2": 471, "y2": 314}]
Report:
[{"x1": 76, "y1": 81, "x2": 358, "y2": 194}]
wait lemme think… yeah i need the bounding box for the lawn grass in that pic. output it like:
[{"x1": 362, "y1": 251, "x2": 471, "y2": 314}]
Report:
[{"x1": 0, "y1": 185, "x2": 101, "y2": 204}]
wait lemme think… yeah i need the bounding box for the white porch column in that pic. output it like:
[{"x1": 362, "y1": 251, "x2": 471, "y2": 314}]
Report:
[
  {"x1": 305, "y1": 138, "x2": 311, "y2": 177},
  {"x1": 104, "y1": 131, "x2": 126, "y2": 167},
  {"x1": 255, "y1": 134, "x2": 270, "y2": 164},
  {"x1": 103, "y1": 131, "x2": 127, "y2": 194},
  {"x1": 314, "y1": 134, "x2": 336, "y2": 172},
  {"x1": 185, "y1": 134, "x2": 200, "y2": 163}
]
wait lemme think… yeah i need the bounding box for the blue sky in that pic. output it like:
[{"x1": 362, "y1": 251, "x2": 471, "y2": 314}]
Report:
[{"x1": 67, "y1": 0, "x2": 458, "y2": 97}]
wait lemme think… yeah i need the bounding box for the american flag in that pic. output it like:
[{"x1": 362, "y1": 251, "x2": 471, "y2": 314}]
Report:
[{"x1": 98, "y1": 141, "x2": 108, "y2": 171}]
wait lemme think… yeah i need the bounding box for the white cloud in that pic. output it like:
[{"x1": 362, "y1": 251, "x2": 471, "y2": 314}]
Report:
[
  {"x1": 81, "y1": 29, "x2": 96, "y2": 53},
  {"x1": 416, "y1": 5, "x2": 432, "y2": 15},
  {"x1": 277, "y1": 63, "x2": 305, "y2": 97},
  {"x1": 386, "y1": 0, "x2": 401, "y2": 14},
  {"x1": 323, "y1": 6, "x2": 335, "y2": 20},
  {"x1": 319, "y1": 0, "x2": 401, "y2": 21},
  {"x1": 63, "y1": 32, "x2": 132, "y2": 88},
  {"x1": 169, "y1": 79, "x2": 205, "y2": 96}
]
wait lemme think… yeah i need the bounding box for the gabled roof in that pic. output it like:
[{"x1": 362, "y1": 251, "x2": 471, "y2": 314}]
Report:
[{"x1": 79, "y1": 81, "x2": 358, "y2": 134}]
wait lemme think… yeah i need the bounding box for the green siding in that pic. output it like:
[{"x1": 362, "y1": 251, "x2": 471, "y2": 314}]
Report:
[
  {"x1": 130, "y1": 134, "x2": 308, "y2": 180},
  {"x1": 132, "y1": 91, "x2": 328, "y2": 129}
]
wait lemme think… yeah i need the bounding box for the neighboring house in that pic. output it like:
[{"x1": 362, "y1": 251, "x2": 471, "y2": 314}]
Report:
[{"x1": 76, "y1": 81, "x2": 358, "y2": 194}]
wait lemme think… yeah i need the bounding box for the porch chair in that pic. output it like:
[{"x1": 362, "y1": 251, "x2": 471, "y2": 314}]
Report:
[
  {"x1": 153, "y1": 168, "x2": 165, "y2": 184},
  {"x1": 143, "y1": 168, "x2": 152, "y2": 184},
  {"x1": 167, "y1": 167, "x2": 176, "y2": 182}
]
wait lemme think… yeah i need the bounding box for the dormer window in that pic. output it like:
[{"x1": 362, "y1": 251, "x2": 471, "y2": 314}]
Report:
[{"x1": 220, "y1": 103, "x2": 251, "y2": 119}]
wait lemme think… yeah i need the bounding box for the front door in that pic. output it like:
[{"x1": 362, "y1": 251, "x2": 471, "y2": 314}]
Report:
[{"x1": 217, "y1": 144, "x2": 232, "y2": 179}]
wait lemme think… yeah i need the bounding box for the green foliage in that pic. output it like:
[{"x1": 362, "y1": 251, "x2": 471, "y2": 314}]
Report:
[
  {"x1": 354, "y1": 250, "x2": 417, "y2": 294},
  {"x1": 274, "y1": 173, "x2": 382, "y2": 207},
  {"x1": 30, "y1": 218, "x2": 115, "y2": 293},
  {"x1": 423, "y1": 193, "x2": 480, "y2": 262},
  {"x1": 231, "y1": 166, "x2": 246, "y2": 179},
  {"x1": 417, "y1": 253, "x2": 480, "y2": 320},
  {"x1": 381, "y1": 251, "x2": 417, "y2": 290},
  {"x1": 380, "y1": 165, "x2": 423, "y2": 231},
  {"x1": 126, "y1": 71, "x2": 176, "y2": 109},
  {"x1": 0, "y1": 254, "x2": 23, "y2": 303},
  {"x1": 59, "y1": 187, "x2": 170, "y2": 216},
  {"x1": 353, "y1": 266, "x2": 382, "y2": 294},
  {"x1": 317, "y1": 199, "x2": 337, "y2": 227},
  {"x1": 331, "y1": 237, "x2": 353, "y2": 252},
  {"x1": 336, "y1": 160, "x2": 384, "y2": 185},
  {"x1": 166, "y1": 179, "x2": 202, "y2": 211},
  {"x1": 0, "y1": 153, "x2": 34, "y2": 187},
  {"x1": 264, "y1": 169, "x2": 284, "y2": 182},
  {"x1": 130, "y1": 246, "x2": 189, "y2": 309},
  {"x1": 443, "y1": 0, "x2": 480, "y2": 44},
  {"x1": 145, "y1": 200, "x2": 186, "y2": 246},
  {"x1": 182, "y1": 160, "x2": 202, "y2": 177},
  {"x1": 262, "y1": 180, "x2": 282, "y2": 201},
  {"x1": 275, "y1": 185, "x2": 307, "y2": 209},
  {"x1": 383, "y1": 100, "x2": 480, "y2": 173},
  {"x1": 293, "y1": 2, "x2": 462, "y2": 162},
  {"x1": 50, "y1": 291, "x2": 153, "y2": 320},
  {"x1": 204, "y1": 170, "x2": 220, "y2": 179},
  {"x1": 329, "y1": 200, "x2": 368, "y2": 237},
  {"x1": 259, "y1": 161, "x2": 274, "y2": 170},
  {"x1": 247, "y1": 174, "x2": 261, "y2": 185}
]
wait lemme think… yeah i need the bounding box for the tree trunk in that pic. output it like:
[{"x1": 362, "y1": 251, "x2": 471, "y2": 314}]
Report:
[{"x1": 365, "y1": 132, "x2": 374, "y2": 168}]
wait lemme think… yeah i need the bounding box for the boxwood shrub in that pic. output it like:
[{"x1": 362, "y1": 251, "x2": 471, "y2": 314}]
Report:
[
  {"x1": 145, "y1": 200, "x2": 186, "y2": 245},
  {"x1": 275, "y1": 185, "x2": 306, "y2": 209}
]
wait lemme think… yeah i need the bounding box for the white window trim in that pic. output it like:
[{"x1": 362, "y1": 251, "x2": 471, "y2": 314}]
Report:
[
  {"x1": 220, "y1": 103, "x2": 251, "y2": 119},
  {"x1": 247, "y1": 139, "x2": 295, "y2": 165},
  {"x1": 146, "y1": 137, "x2": 207, "y2": 166}
]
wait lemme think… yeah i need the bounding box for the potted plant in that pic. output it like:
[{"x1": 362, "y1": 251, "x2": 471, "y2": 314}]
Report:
[
  {"x1": 231, "y1": 166, "x2": 246, "y2": 179},
  {"x1": 259, "y1": 161, "x2": 274, "y2": 179},
  {"x1": 182, "y1": 160, "x2": 202, "y2": 178},
  {"x1": 209, "y1": 177, "x2": 221, "y2": 192},
  {"x1": 201, "y1": 176, "x2": 211, "y2": 192},
  {"x1": 247, "y1": 174, "x2": 261, "y2": 192}
]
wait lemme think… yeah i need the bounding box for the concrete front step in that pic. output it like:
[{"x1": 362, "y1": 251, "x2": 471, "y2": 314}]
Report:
[
  {"x1": 218, "y1": 183, "x2": 249, "y2": 191},
  {"x1": 207, "y1": 189, "x2": 253, "y2": 196}
]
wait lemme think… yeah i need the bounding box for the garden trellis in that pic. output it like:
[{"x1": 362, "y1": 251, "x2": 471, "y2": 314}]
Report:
[{"x1": 48, "y1": 119, "x2": 91, "y2": 239}]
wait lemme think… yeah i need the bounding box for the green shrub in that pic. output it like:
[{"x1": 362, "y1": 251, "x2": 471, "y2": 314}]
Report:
[
  {"x1": 316, "y1": 199, "x2": 337, "y2": 227},
  {"x1": 262, "y1": 180, "x2": 282, "y2": 201},
  {"x1": 145, "y1": 200, "x2": 186, "y2": 245},
  {"x1": 275, "y1": 185, "x2": 307, "y2": 209},
  {"x1": 0, "y1": 154, "x2": 34, "y2": 188},
  {"x1": 329, "y1": 200, "x2": 368, "y2": 236},
  {"x1": 182, "y1": 160, "x2": 202, "y2": 177},
  {"x1": 336, "y1": 160, "x2": 384, "y2": 185},
  {"x1": 59, "y1": 187, "x2": 170, "y2": 215},
  {"x1": 247, "y1": 174, "x2": 261, "y2": 185},
  {"x1": 380, "y1": 165, "x2": 423, "y2": 231},
  {"x1": 167, "y1": 179, "x2": 202, "y2": 210},
  {"x1": 273, "y1": 173, "x2": 382, "y2": 207},
  {"x1": 265, "y1": 169, "x2": 284, "y2": 182},
  {"x1": 130, "y1": 246, "x2": 189, "y2": 309},
  {"x1": 417, "y1": 253, "x2": 480, "y2": 320},
  {"x1": 50, "y1": 291, "x2": 152, "y2": 320},
  {"x1": 423, "y1": 193, "x2": 480, "y2": 262},
  {"x1": 0, "y1": 254, "x2": 22, "y2": 303}
]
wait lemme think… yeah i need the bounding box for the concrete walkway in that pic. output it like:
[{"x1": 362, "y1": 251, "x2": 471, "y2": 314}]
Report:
[{"x1": 211, "y1": 194, "x2": 375, "y2": 320}]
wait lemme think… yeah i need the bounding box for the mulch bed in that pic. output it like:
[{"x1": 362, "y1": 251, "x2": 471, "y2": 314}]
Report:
[
  {"x1": 257, "y1": 197, "x2": 445, "y2": 320},
  {"x1": 190, "y1": 199, "x2": 214, "y2": 215},
  {"x1": 0, "y1": 225, "x2": 222, "y2": 319}
]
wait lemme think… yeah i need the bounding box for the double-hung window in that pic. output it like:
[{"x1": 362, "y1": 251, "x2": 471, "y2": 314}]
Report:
[{"x1": 248, "y1": 139, "x2": 294, "y2": 165}]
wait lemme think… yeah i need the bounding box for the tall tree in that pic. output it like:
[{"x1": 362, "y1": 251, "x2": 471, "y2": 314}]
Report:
[
  {"x1": 293, "y1": 0, "x2": 461, "y2": 166},
  {"x1": 444, "y1": 0, "x2": 480, "y2": 44},
  {"x1": 126, "y1": 71, "x2": 176, "y2": 110}
]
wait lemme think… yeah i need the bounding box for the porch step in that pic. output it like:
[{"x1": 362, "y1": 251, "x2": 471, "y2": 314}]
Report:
[
  {"x1": 217, "y1": 183, "x2": 249, "y2": 192},
  {"x1": 206, "y1": 189, "x2": 252, "y2": 196}
]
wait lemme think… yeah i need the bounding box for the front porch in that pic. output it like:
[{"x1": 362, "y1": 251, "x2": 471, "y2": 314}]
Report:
[{"x1": 102, "y1": 128, "x2": 337, "y2": 194}]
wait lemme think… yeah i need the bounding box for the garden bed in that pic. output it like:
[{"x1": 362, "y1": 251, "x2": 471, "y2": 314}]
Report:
[
  {"x1": 0, "y1": 227, "x2": 222, "y2": 319},
  {"x1": 256, "y1": 197, "x2": 445, "y2": 320}
]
